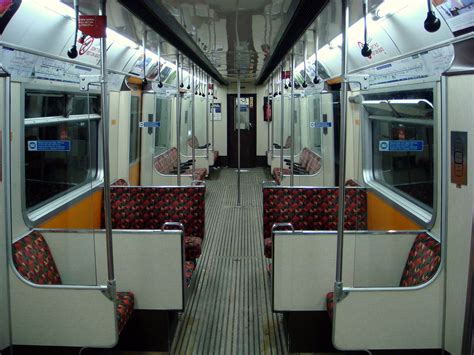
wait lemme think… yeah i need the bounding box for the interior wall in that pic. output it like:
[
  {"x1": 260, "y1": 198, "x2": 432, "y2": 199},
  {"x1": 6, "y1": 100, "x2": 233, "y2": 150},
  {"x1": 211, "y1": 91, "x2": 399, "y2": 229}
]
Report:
[
  {"x1": 445, "y1": 75, "x2": 474, "y2": 355},
  {"x1": 0, "y1": 78, "x2": 11, "y2": 351}
]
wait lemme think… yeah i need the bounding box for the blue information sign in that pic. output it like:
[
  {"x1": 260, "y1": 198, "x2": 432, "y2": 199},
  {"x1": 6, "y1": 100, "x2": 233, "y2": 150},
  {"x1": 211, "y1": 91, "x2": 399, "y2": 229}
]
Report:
[
  {"x1": 27, "y1": 140, "x2": 71, "y2": 152},
  {"x1": 310, "y1": 121, "x2": 333, "y2": 129},
  {"x1": 379, "y1": 140, "x2": 424, "y2": 152},
  {"x1": 139, "y1": 121, "x2": 161, "y2": 128}
]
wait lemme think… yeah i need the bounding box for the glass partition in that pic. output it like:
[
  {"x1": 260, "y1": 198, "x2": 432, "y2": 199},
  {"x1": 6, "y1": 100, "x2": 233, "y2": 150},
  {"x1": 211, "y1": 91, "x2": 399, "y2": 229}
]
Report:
[
  {"x1": 180, "y1": 93, "x2": 193, "y2": 158},
  {"x1": 154, "y1": 96, "x2": 172, "y2": 155}
]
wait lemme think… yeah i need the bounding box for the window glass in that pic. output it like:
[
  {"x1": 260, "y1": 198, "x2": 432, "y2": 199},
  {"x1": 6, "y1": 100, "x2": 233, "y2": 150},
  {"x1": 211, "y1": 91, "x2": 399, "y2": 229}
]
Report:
[
  {"x1": 154, "y1": 97, "x2": 171, "y2": 154},
  {"x1": 366, "y1": 89, "x2": 434, "y2": 210},
  {"x1": 24, "y1": 121, "x2": 98, "y2": 210},
  {"x1": 129, "y1": 96, "x2": 140, "y2": 163},
  {"x1": 24, "y1": 91, "x2": 99, "y2": 212}
]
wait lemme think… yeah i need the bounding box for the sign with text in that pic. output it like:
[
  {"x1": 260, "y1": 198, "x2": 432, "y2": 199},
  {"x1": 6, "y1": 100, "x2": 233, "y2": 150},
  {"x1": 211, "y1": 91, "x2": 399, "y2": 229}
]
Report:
[
  {"x1": 28, "y1": 140, "x2": 71, "y2": 152},
  {"x1": 379, "y1": 140, "x2": 424, "y2": 152},
  {"x1": 139, "y1": 121, "x2": 161, "y2": 128},
  {"x1": 79, "y1": 15, "x2": 107, "y2": 38},
  {"x1": 310, "y1": 121, "x2": 332, "y2": 129}
]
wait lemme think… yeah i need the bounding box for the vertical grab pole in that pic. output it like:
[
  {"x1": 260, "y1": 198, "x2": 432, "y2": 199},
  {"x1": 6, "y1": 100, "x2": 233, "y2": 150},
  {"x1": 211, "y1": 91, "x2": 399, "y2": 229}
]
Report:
[
  {"x1": 211, "y1": 79, "x2": 215, "y2": 152},
  {"x1": 176, "y1": 53, "x2": 181, "y2": 186},
  {"x1": 279, "y1": 64, "x2": 284, "y2": 185},
  {"x1": 290, "y1": 52, "x2": 295, "y2": 186},
  {"x1": 206, "y1": 74, "x2": 209, "y2": 160},
  {"x1": 99, "y1": 0, "x2": 115, "y2": 287},
  {"x1": 191, "y1": 64, "x2": 196, "y2": 178},
  {"x1": 267, "y1": 81, "x2": 270, "y2": 158},
  {"x1": 237, "y1": 70, "x2": 241, "y2": 205},
  {"x1": 335, "y1": 0, "x2": 349, "y2": 301}
]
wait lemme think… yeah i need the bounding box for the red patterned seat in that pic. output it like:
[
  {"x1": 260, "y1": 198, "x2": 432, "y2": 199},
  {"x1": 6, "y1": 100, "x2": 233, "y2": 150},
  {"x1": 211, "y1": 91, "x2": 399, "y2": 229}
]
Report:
[
  {"x1": 272, "y1": 148, "x2": 321, "y2": 183},
  {"x1": 154, "y1": 147, "x2": 207, "y2": 180},
  {"x1": 112, "y1": 179, "x2": 129, "y2": 186},
  {"x1": 213, "y1": 150, "x2": 219, "y2": 163},
  {"x1": 184, "y1": 261, "x2": 196, "y2": 288},
  {"x1": 326, "y1": 232, "x2": 441, "y2": 321},
  {"x1": 184, "y1": 236, "x2": 202, "y2": 260},
  {"x1": 263, "y1": 181, "x2": 368, "y2": 258},
  {"x1": 13, "y1": 231, "x2": 134, "y2": 334},
  {"x1": 116, "y1": 291, "x2": 135, "y2": 333}
]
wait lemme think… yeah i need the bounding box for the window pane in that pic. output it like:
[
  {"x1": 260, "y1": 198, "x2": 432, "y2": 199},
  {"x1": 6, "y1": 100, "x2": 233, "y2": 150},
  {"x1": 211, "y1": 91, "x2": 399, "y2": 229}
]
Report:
[
  {"x1": 154, "y1": 97, "x2": 170, "y2": 154},
  {"x1": 25, "y1": 93, "x2": 65, "y2": 118},
  {"x1": 372, "y1": 120, "x2": 434, "y2": 208},
  {"x1": 24, "y1": 121, "x2": 98, "y2": 210},
  {"x1": 129, "y1": 96, "x2": 140, "y2": 163}
]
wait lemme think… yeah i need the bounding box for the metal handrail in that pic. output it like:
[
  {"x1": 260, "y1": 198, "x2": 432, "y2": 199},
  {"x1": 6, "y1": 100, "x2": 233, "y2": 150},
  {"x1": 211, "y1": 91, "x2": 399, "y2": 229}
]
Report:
[
  {"x1": 272, "y1": 223, "x2": 295, "y2": 233},
  {"x1": 161, "y1": 222, "x2": 185, "y2": 232}
]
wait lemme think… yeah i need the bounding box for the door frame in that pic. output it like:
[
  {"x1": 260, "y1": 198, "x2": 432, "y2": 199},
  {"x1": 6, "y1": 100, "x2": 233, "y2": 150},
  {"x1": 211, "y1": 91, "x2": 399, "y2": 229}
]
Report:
[{"x1": 226, "y1": 93, "x2": 257, "y2": 168}]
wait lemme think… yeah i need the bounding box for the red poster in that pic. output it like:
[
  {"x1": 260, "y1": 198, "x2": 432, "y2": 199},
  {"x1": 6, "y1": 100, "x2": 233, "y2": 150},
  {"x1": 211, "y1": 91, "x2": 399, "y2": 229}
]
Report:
[
  {"x1": 79, "y1": 15, "x2": 107, "y2": 38},
  {"x1": 281, "y1": 71, "x2": 290, "y2": 79},
  {"x1": 0, "y1": 0, "x2": 21, "y2": 34}
]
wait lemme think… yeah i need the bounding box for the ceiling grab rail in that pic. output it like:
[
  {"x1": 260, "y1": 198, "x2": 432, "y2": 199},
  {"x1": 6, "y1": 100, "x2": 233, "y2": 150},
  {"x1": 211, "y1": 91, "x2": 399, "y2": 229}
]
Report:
[
  {"x1": 99, "y1": 0, "x2": 116, "y2": 299},
  {"x1": 334, "y1": 0, "x2": 349, "y2": 303},
  {"x1": 290, "y1": 52, "x2": 295, "y2": 187},
  {"x1": 176, "y1": 53, "x2": 181, "y2": 186}
]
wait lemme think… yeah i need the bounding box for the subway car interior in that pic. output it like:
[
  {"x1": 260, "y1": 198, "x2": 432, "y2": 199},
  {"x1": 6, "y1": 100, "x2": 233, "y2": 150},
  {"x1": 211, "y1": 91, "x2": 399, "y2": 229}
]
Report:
[{"x1": 0, "y1": 0, "x2": 473, "y2": 354}]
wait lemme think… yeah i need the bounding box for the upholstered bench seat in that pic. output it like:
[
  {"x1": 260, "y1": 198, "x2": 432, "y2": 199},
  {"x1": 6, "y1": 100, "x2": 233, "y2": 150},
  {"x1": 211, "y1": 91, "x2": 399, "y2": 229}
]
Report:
[
  {"x1": 154, "y1": 147, "x2": 207, "y2": 180},
  {"x1": 185, "y1": 236, "x2": 202, "y2": 260},
  {"x1": 13, "y1": 231, "x2": 135, "y2": 334},
  {"x1": 326, "y1": 232, "x2": 441, "y2": 321},
  {"x1": 116, "y1": 291, "x2": 135, "y2": 333},
  {"x1": 184, "y1": 261, "x2": 196, "y2": 288}
]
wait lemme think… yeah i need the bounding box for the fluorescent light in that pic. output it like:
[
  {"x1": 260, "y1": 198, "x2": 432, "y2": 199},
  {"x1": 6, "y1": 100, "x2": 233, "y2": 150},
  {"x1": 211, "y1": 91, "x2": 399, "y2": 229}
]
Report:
[
  {"x1": 107, "y1": 28, "x2": 139, "y2": 49},
  {"x1": 26, "y1": 0, "x2": 76, "y2": 17}
]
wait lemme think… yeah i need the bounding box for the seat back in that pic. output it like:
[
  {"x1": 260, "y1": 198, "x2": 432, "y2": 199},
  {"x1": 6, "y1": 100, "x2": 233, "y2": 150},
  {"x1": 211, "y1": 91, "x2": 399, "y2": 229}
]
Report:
[
  {"x1": 154, "y1": 148, "x2": 179, "y2": 174},
  {"x1": 12, "y1": 231, "x2": 62, "y2": 285},
  {"x1": 306, "y1": 155, "x2": 322, "y2": 174},
  {"x1": 108, "y1": 186, "x2": 206, "y2": 239},
  {"x1": 187, "y1": 136, "x2": 199, "y2": 148},
  {"x1": 299, "y1": 148, "x2": 311, "y2": 168},
  {"x1": 263, "y1": 182, "x2": 368, "y2": 240},
  {"x1": 400, "y1": 233, "x2": 441, "y2": 287}
]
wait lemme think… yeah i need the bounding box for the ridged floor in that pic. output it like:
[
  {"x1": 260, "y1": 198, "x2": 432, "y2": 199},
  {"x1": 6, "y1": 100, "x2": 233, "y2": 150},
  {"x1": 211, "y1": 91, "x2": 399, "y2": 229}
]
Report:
[{"x1": 172, "y1": 168, "x2": 287, "y2": 355}]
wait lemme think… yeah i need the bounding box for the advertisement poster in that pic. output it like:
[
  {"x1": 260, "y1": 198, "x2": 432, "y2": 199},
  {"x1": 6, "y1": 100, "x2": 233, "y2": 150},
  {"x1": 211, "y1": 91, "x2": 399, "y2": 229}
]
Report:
[
  {"x1": 433, "y1": 0, "x2": 474, "y2": 33},
  {"x1": 210, "y1": 102, "x2": 221, "y2": 121}
]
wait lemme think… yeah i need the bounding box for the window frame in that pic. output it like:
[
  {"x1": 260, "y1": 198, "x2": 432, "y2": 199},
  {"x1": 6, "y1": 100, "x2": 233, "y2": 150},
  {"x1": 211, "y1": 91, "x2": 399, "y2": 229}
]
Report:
[
  {"x1": 20, "y1": 86, "x2": 103, "y2": 226},
  {"x1": 362, "y1": 81, "x2": 439, "y2": 228},
  {"x1": 129, "y1": 94, "x2": 141, "y2": 164}
]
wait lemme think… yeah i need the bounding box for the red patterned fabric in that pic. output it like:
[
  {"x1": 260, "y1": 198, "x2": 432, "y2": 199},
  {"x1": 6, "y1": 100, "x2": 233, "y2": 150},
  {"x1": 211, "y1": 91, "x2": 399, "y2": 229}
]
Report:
[
  {"x1": 184, "y1": 236, "x2": 202, "y2": 260},
  {"x1": 184, "y1": 261, "x2": 195, "y2": 288},
  {"x1": 400, "y1": 233, "x2": 441, "y2": 287},
  {"x1": 326, "y1": 292, "x2": 334, "y2": 320},
  {"x1": 108, "y1": 186, "x2": 206, "y2": 240},
  {"x1": 185, "y1": 167, "x2": 207, "y2": 181},
  {"x1": 272, "y1": 148, "x2": 321, "y2": 182},
  {"x1": 264, "y1": 238, "x2": 273, "y2": 259},
  {"x1": 13, "y1": 231, "x2": 62, "y2": 285},
  {"x1": 154, "y1": 147, "x2": 207, "y2": 179},
  {"x1": 263, "y1": 182, "x2": 367, "y2": 258},
  {"x1": 116, "y1": 291, "x2": 135, "y2": 333},
  {"x1": 112, "y1": 179, "x2": 129, "y2": 186}
]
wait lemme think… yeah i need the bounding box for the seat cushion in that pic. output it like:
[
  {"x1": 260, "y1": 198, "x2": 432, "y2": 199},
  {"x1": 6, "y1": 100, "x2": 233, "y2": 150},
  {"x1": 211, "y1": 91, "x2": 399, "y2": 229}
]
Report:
[
  {"x1": 326, "y1": 292, "x2": 334, "y2": 321},
  {"x1": 400, "y1": 233, "x2": 441, "y2": 287},
  {"x1": 193, "y1": 168, "x2": 207, "y2": 181},
  {"x1": 184, "y1": 261, "x2": 196, "y2": 288},
  {"x1": 116, "y1": 291, "x2": 135, "y2": 333},
  {"x1": 13, "y1": 231, "x2": 62, "y2": 285},
  {"x1": 273, "y1": 168, "x2": 290, "y2": 184},
  {"x1": 264, "y1": 238, "x2": 273, "y2": 259},
  {"x1": 185, "y1": 236, "x2": 202, "y2": 260}
]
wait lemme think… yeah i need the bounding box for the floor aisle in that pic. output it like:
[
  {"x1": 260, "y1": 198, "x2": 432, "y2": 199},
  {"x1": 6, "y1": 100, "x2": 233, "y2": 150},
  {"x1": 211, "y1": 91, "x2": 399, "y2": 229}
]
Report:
[{"x1": 172, "y1": 168, "x2": 287, "y2": 355}]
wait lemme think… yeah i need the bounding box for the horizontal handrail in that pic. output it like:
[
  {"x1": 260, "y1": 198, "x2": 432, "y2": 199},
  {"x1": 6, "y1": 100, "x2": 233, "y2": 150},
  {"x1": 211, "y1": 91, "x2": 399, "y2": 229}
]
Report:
[
  {"x1": 272, "y1": 223, "x2": 295, "y2": 233},
  {"x1": 162, "y1": 222, "x2": 185, "y2": 232}
]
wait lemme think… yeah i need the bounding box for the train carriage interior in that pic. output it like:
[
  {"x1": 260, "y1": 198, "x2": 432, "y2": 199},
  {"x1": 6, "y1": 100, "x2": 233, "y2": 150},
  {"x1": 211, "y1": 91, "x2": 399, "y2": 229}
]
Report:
[{"x1": 0, "y1": 0, "x2": 473, "y2": 354}]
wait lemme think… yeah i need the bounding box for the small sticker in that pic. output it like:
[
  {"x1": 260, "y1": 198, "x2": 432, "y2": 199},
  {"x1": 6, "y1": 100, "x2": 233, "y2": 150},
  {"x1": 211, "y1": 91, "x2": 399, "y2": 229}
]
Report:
[
  {"x1": 28, "y1": 140, "x2": 71, "y2": 152},
  {"x1": 111, "y1": 119, "x2": 117, "y2": 126},
  {"x1": 310, "y1": 121, "x2": 332, "y2": 129},
  {"x1": 139, "y1": 121, "x2": 161, "y2": 128},
  {"x1": 379, "y1": 140, "x2": 424, "y2": 152}
]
